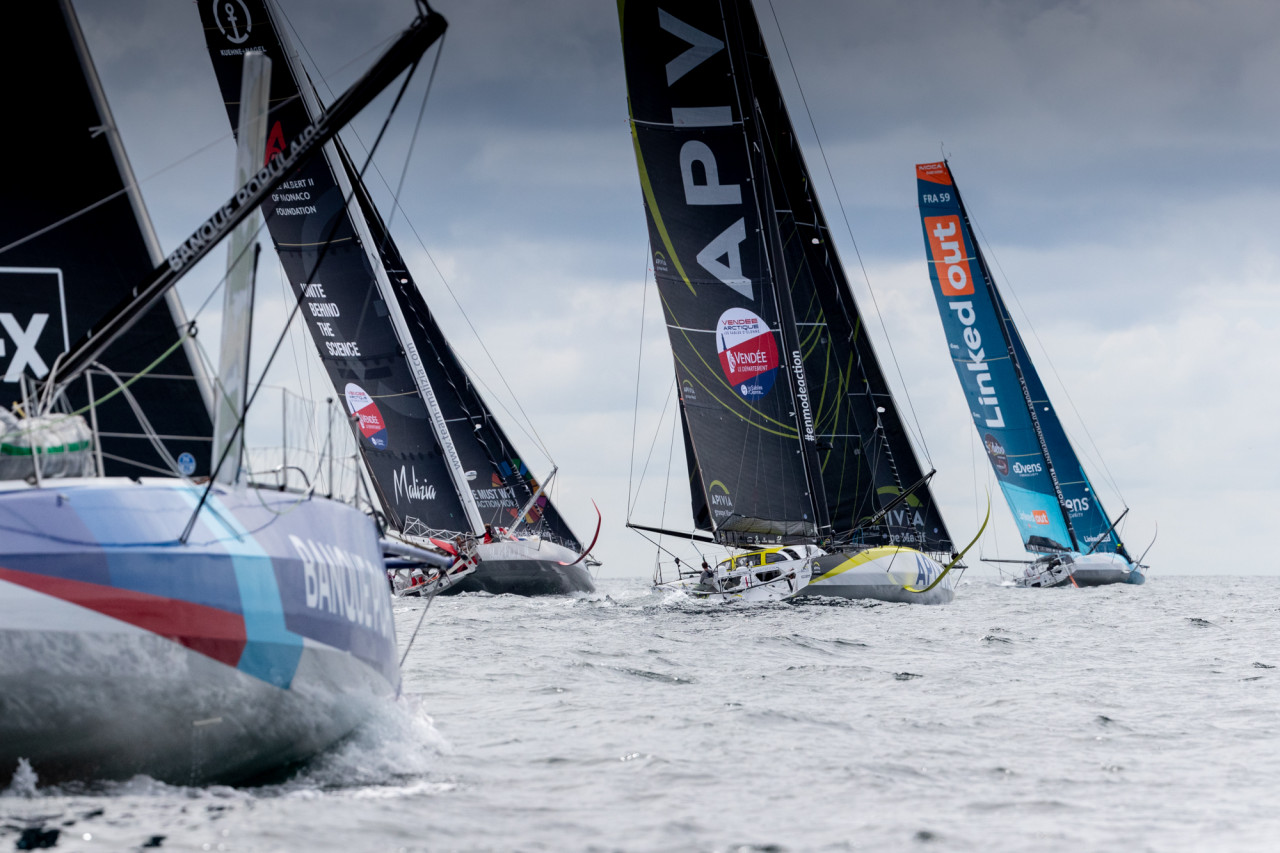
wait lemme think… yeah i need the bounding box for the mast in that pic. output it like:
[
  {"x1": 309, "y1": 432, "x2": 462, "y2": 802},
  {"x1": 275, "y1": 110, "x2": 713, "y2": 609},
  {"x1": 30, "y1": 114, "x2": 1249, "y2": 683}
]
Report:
[
  {"x1": 725, "y1": 1, "x2": 828, "y2": 537},
  {"x1": 948, "y1": 167, "x2": 1079, "y2": 550},
  {"x1": 271, "y1": 8, "x2": 484, "y2": 535}
]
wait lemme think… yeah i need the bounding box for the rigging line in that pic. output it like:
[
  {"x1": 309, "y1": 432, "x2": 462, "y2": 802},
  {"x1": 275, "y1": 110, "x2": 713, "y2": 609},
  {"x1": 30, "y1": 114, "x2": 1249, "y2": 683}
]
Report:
[
  {"x1": 0, "y1": 87, "x2": 311, "y2": 260},
  {"x1": 627, "y1": 243, "x2": 653, "y2": 519},
  {"x1": 969, "y1": 217, "x2": 1126, "y2": 505},
  {"x1": 398, "y1": 589, "x2": 436, "y2": 671},
  {"x1": 282, "y1": 18, "x2": 554, "y2": 465},
  {"x1": 660, "y1": 387, "x2": 678, "y2": 533},
  {"x1": 181, "y1": 51, "x2": 427, "y2": 543},
  {"x1": 763, "y1": 0, "x2": 934, "y2": 465},
  {"x1": 384, "y1": 31, "x2": 446, "y2": 234},
  {"x1": 634, "y1": 377, "x2": 678, "y2": 523}
]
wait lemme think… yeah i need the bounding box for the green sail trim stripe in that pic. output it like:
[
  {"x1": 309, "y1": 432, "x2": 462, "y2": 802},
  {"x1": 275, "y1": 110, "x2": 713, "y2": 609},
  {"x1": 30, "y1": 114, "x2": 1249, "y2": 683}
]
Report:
[
  {"x1": 659, "y1": 289, "x2": 798, "y2": 434},
  {"x1": 671, "y1": 350, "x2": 799, "y2": 440},
  {"x1": 628, "y1": 118, "x2": 696, "y2": 296}
]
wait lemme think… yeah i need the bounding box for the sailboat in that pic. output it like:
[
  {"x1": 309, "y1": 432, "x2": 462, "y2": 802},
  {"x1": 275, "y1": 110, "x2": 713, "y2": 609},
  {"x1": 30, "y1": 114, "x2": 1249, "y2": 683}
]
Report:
[
  {"x1": 915, "y1": 160, "x2": 1146, "y2": 588},
  {"x1": 619, "y1": 1, "x2": 969, "y2": 604},
  {"x1": 0, "y1": 0, "x2": 450, "y2": 785},
  {"x1": 197, "y1": 0, "x2": 599, "y2": 597}
]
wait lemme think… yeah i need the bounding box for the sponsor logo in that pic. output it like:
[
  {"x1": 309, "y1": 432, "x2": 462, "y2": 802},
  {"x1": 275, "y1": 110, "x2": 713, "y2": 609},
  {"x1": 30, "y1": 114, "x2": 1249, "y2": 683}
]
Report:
[
  {"x1": 983, "y1": 433, "x2": 1008, "y2": 476},
  {"x1": 264, "y1": 121, "x2": 286, "y2": 164},
  {"x1": 924, "y1": 215, "x2": 974, "y2": 297},
  {"x1": 791, "y1": 351, "x2": 815, "y2": 443},
  {"x1": 0, "y1": 268, "x2": 71, "y2": 387},
  {"x1": 213, "y1": 0, "x2": 252, "y2": 44},
  {"x1": 715, "y1": 308, "x2": 778, "y2": 401},
  {"x1": 177, "y1": 452, "x2": 197, "y2": 476},
  {"x1": 344, "y1": 382, "x2": 389, "y2": 450},
  {"x1": 708, "y1": 479, "x2": 734, "y2": 521},
  {"x1": 1012, "y1": 460, "x2": 1043, "y2": 476},
  {"x1": 914, "y1": 553, "x2": 938, "y2": 587},
  {"x1": 289, "y1": 535, "x2": 394, "y2": 639},
  {"x1": 655, "y1": 10, "x2": 752, "y2": 299},
  {"x1": 948, "y1": 300, "x2": 1004, "y2": 429},
  {"x1": 1063, "y1": 496, "x2": 1091, "y2": 514},
  {"x1": 1032, "y1": 510, "x2": 1050, "y2": 525},
  {"x1": 916, "y1": 161, "x2": 952, "y2": 185},
  {"x1": 393, "y1": 465, "x2": 437, "y2": 502}
]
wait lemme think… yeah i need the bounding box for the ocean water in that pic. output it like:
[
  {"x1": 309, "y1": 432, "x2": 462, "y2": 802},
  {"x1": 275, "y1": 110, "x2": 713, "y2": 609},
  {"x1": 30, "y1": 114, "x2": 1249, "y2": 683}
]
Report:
[{"x1": 2, "y1": 575, "x2": 1277, "y2": 851}]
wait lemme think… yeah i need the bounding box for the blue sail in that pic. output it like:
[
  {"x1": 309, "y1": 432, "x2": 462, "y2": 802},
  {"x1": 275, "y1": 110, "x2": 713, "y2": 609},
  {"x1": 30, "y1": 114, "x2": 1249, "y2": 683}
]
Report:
[{"x1": 916, "y1": 162, "x2": 1073, "y2": 553}]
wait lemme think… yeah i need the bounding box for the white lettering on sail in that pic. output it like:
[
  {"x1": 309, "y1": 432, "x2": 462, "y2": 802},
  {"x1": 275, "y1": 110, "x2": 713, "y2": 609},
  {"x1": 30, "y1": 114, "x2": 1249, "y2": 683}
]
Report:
[
  {"x1": 948, "y1": 300, "x2": 1004, "y2": 429},
  {"x1": 680, "y1": 141, "x2": 741, "y2": 206},
  {"x1": 791, "y1": 350, "x2": 815, "y2": 442},
  {"x1": 393, "y1": 465, "x2": 438, "y2": 502},
  {"x1": 658, "y1": 10, "x2": 724, "y2": 85},
  {"x1": 696, "y1": 219, "x2": 751, "y2": 299},
  {"x1": 0, "y1": 313, "x2": 50, "y2": 382}
]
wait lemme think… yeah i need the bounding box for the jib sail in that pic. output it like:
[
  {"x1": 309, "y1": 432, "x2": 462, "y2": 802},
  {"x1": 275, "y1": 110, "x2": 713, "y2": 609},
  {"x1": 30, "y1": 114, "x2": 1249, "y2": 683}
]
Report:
[{"x1": 1, "y1": 0, "x2": 214, "y2": 478}]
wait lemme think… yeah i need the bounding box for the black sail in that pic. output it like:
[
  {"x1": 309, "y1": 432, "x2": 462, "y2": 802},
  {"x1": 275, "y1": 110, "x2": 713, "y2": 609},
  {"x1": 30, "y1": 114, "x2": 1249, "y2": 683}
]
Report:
[
  {"x1": 737, "y1": 5, "x2": 954, "y2": 554},
  {"x1": 1, "y1": 0, "x2": 213, "y2": 477},
  {"x1": 621, "y1": 0, "x2": 952, "y2": 552},
  {"x1": 199, "y1": 0, "x2": 579, "y2": 547},
  {"x1": 621, "y1": 1, "x2": 817, "y2": 541}
]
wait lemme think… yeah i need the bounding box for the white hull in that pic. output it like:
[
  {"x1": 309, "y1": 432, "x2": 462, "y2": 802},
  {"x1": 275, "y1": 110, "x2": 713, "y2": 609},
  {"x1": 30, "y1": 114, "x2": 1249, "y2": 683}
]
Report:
[
  {"x1": 1012, "y1": 551, "x2": 1145, "y2": 588},
  {"x1": 795, "y1": 547, "x2": 957, "y2": 605}
]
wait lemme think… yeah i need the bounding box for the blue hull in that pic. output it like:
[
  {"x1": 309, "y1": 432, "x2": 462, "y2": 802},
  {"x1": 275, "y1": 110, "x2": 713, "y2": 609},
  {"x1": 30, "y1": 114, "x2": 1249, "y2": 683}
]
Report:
[{"x1": 0, "y1": 478, "x2": 399, "y2": 785}]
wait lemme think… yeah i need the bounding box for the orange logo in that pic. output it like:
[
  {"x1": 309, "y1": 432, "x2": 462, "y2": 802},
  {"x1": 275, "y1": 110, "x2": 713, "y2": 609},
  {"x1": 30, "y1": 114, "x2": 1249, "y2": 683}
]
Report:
[
  {"x1": 1032, "y1": 510, "x2": 1050, "y2": 525},
  {"x1": 916, "y1": 161, "x2": 951, "y2": 185},
  {"x1": 924, "y1": 215, "x2": 974, "y2": 296}
]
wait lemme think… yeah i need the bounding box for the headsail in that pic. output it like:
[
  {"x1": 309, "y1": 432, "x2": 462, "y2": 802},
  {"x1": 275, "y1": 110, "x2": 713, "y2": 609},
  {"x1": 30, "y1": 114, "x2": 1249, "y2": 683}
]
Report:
[
  {"x1": 1, "y1": 0, "x2": 213, "y2": 478},
  {"x1": 916, "y1": 160, "x2": 1122, "y2": 556},
  {"x1": 199, "y1": 0, "x2": 580, "y2": 548},
  {"x1": 621, "y1": 0, "x2": 951, "y2": 551}
]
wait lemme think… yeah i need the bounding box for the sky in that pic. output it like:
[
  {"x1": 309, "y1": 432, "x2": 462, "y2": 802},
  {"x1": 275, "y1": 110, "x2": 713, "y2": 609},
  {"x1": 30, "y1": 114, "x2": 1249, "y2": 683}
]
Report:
[{"x1": 71, "y1": 0, "x2": 1280, "y2": 578}]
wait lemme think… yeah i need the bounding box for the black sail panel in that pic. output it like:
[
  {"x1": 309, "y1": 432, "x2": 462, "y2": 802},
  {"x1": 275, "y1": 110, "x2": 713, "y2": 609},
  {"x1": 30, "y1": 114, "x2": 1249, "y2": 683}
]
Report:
[
  {"x1": 199, "y1": 0, "x2": 470, "y2": 532},
  {"x1": 621, "y1": 0, "x2": 816, "y2": 540},
  {"x1": 1, "y1": 1, "x2": 213, "y2": 478},
  {"x1": 734, "y1": 0, "x2": 954, "y2": 553}
]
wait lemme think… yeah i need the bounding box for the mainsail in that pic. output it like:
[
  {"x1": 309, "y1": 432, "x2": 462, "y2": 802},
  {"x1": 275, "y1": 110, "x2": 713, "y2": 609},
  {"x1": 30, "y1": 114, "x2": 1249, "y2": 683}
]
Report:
[
  {"x1": 1, "y1": 0, "x2": 213, "y2": 477},
  {"x1": 199, "y1": 0, "x2": 580, "y2": 548},
  {"x1": 916, "y1": 160, "x2": 1124, "y2": 556},
  {"x1": 621, "y1": 0, "x2": 953, "y2": 552}
]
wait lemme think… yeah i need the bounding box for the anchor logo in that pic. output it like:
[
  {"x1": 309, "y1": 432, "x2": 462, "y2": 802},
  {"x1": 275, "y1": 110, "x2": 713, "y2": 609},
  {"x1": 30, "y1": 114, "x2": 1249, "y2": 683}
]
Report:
[{"x1": 214, "y1": 0, "x2": 252, "y2": 44}]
